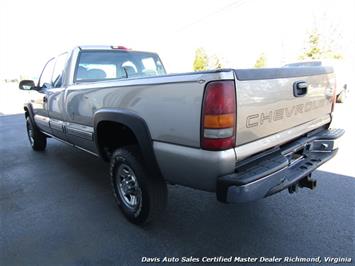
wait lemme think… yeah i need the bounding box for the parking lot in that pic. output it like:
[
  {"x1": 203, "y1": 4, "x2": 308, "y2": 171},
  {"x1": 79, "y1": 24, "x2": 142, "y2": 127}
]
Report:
[{"x1": 0, "y1": 87, "x2": 354, "y2": 265}]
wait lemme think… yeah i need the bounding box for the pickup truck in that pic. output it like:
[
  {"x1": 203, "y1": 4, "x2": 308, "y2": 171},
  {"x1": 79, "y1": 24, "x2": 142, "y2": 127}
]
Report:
[{"x1": 19, "y1": 45, "x2": 344, "y2": 224}]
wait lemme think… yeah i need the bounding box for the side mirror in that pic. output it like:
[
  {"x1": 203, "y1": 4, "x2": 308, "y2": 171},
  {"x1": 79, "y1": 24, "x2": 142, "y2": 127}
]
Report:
[{"x1": 19, "y1": 80, "x2": 36, "y2": 90}]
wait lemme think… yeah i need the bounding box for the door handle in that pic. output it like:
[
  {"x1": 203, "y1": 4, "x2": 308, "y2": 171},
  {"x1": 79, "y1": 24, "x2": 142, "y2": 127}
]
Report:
[{"x1": 293, "y1": 81, "x2": 308, "y2": 97}]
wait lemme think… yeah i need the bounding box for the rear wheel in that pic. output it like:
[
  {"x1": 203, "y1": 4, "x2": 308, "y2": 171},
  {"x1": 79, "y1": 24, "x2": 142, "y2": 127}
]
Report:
[
  {"x1": 26, "y1": 117, "x2": 47, "y2": 151},
  {"x1": 110, "y1": 146, "x2": 167, "y2": 224}
]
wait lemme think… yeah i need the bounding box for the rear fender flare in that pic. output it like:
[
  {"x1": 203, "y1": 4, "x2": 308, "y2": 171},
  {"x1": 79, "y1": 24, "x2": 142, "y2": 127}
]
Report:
[{"x1": 94, "y1": 108, "x2": 163, "y2": 180}]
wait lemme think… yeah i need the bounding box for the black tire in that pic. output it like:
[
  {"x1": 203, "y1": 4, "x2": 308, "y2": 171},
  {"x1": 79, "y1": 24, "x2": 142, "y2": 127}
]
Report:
[
  {"x1": 110, "y1": 146, "x2": 167, "y2": 225},
  {"x1": 26, "y1": 117, "x2": 47, "y2": 151}
]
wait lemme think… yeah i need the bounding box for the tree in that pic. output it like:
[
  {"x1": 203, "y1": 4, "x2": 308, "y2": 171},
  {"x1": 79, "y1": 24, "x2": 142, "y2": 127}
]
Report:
[
  {"x1": 299, "y1": 29, "x2": 342, "y2": 60},
  {"x1": 254, "y1": 53, "x2": 266, "y2": 68},
  {"x1": 193, "y1": 48, "x2": 209, "y2": 71}
]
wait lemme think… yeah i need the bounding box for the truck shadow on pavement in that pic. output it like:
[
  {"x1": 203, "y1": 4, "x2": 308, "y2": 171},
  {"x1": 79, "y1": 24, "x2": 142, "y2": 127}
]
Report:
[{"x1": 148, "y1": 171, "x2": 354, "y2": 255}]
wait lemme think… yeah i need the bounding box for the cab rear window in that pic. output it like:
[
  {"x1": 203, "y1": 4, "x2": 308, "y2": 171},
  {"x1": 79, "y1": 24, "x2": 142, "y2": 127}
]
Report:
[{"x1": 75, "y1": 51, "x2": 166, "y2": 82}]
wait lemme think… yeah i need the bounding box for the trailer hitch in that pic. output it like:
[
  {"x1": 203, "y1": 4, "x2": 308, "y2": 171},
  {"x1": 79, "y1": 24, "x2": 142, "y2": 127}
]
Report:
[
  {"x1": 288, "y1": 175, "x2": 317, "y2": 194},
  {"x1": 298, "y1": 175, "x2": 317, "y2": 190}
]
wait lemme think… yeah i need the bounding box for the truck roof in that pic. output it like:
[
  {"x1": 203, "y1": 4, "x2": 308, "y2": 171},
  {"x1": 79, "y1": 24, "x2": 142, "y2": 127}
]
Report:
[
  {"x1": 77, "y1": 45, "x2": 157, "y2": 55},
  {"x1": 79, "y1": 45, "x2": 118, "y2": 50}
]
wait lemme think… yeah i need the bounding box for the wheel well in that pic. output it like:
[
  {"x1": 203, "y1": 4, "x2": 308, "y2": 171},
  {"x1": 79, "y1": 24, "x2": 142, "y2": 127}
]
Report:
[
  {"x1": 24, "y1": 107, "x2": 29, "y2": 118},
  {"x1": 96, "y1": 121, "x2": 138, "y2": 160}
]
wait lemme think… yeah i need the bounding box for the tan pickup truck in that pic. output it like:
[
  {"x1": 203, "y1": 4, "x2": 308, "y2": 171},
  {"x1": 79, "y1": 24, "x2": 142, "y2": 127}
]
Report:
[{"x1": 19, "y1": 46, "x2": 344, "y2": 224}]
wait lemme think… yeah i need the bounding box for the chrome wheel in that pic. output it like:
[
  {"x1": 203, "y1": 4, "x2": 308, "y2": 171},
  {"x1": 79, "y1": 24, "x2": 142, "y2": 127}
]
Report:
[
  {"x1": 110, "y1": 147, "x2": 167, "y2": 224},
  {"x1": 116, "y1": 164, "x2": 142, "y2": 210}
]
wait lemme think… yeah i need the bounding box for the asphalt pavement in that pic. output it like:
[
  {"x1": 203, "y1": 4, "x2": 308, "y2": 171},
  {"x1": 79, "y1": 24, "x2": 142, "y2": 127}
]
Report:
[{"x1": 0, "y1": 114, "x2": 354, "y2": 266}]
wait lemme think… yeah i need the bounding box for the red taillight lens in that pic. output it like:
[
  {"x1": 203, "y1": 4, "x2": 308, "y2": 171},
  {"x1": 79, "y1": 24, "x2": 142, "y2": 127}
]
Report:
[
  {"x1": 203, "y1": 81, "x2": 236, "y2": 114},
  {"x1": 201, "y1": 137, "x2": 235, "y2": 150},
  {"x1": 111, "y1": 45, "x2": 130, "y2": 50},
  {"x1": 201, "y1": 81, "x2": 236, "y2": 151}
]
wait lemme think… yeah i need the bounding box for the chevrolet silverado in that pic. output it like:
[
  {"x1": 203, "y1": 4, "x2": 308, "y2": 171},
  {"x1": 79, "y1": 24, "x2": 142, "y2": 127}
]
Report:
[{"x1": 19, "y1": 45, "x2": 344, "y2": 224}]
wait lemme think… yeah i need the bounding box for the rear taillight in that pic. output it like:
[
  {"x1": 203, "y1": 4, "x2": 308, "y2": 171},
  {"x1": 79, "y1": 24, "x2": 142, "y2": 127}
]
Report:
[{"x1": 201, "y1": 80, "x2": 236, "y2": 150}]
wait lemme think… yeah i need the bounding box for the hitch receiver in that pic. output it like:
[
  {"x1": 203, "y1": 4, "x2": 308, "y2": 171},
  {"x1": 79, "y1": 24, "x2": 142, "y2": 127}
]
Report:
[
  {"x1": 298, "y1": 175, "x2": 317, "y2": 190},
  {"x1": 288, "y1": 175, "x2": 317, "y2": 194}
]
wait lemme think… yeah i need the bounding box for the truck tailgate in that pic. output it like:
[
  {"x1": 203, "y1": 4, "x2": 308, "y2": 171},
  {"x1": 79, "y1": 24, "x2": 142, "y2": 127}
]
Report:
[{"x1": 234, "y1": 67, "x2": 335, "y2": 147}]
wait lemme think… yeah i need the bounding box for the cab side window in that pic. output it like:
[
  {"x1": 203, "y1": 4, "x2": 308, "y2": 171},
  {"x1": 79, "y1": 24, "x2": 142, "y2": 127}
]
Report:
[
  {"x1": 52, "y1": 53, "x2": 69, "y2": 88},
  {"x1": 39, "y1": 59, "x2": 55, "y2": 88}
]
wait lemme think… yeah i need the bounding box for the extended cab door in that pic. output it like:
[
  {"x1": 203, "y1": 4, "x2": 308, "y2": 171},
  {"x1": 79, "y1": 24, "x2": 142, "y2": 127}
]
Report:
[
  {"x1": 32, "y1": 58, "x2": 55, "y2": 133},
  {"x1": 47, "y1": 52, "x2": 69, "y2": 140}
]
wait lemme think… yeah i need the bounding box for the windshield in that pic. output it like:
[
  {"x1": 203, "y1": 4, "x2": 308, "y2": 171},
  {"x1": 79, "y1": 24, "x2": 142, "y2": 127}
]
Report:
[{"x1": 75, "y1": 50, "x2": 166, "y2": 82}]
